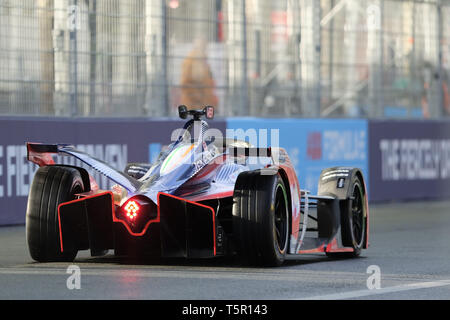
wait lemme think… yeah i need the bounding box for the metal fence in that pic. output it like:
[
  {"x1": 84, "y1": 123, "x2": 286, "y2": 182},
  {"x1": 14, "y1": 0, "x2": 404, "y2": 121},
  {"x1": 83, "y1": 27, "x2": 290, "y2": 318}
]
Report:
[{"x1": 0, "y1": 0, "x2": 449, "y2": 118}]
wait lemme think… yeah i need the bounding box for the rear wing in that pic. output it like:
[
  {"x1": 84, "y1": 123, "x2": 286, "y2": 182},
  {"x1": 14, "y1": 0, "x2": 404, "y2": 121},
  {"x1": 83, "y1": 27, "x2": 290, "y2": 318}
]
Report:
[{"x1": 26, "y1": 143, "x2": 142, "y2": 193}]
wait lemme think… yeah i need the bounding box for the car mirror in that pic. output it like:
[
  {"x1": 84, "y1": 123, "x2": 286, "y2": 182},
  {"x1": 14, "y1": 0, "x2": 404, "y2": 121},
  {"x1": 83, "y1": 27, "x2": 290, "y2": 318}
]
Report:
[
  {"x1": 178, "y1": 105, "x2": 188, "y2": 119},
  {"x1": 204, "y1": 106, "x2": 214, "y2": 120}
]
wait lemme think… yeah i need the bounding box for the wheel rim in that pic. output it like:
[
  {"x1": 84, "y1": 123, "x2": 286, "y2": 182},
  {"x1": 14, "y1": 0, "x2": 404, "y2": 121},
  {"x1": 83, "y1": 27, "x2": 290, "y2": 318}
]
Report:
[
  {"x1": 274, "y1": 184, "x2": 288, "y2": 253},
  {"x1": 351, "y1": 183, "x2": 364, "y2": 247}
]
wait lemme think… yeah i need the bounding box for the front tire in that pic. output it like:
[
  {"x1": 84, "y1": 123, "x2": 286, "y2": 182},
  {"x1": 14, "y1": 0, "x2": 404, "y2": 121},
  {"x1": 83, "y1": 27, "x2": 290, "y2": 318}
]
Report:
[
  {"x1": 340, "y1": 176, "x2": 366, "y2": 257},
  {"x1": 26, "y1": 166, "x2": 85, "y2": 262},
  {"x1": 326, "y1": 174, "x2": 367, "y2": 259},
  {"x1": 233, "y1": 171, "x2": 290, "y2": 266}
]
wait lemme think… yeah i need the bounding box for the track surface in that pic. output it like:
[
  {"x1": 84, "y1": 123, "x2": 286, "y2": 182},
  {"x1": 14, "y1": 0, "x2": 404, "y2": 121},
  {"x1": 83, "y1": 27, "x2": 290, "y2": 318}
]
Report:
[{"x1": 0, "y1": 201, "x2": 450, "y2": 300}]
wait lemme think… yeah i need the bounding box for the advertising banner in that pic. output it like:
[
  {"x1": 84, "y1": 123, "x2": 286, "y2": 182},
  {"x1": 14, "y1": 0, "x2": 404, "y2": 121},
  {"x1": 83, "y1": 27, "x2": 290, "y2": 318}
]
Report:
[
  {"x1": 369, "y1": 120, "x2": 450, "y2": 202},
  {"x1": 0, "y1": 117, "x2": 226, "y2": 225},
  {"x1": 227, "y1": 118, "x2": 369, "y2": 196}
]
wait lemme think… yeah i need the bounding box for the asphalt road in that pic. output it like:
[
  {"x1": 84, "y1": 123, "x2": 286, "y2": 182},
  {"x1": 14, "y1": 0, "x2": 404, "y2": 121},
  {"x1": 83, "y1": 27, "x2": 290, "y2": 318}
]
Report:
[{"x1": 1, "y1": 200, "x2": 450, "y2": 300}]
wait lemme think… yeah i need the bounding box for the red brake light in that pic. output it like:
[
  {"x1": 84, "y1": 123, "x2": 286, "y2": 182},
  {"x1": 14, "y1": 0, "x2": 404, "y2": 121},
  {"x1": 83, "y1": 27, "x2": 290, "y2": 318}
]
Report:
[{"x1": 124, "y1": 200, "x2": 140, "y2": 220}]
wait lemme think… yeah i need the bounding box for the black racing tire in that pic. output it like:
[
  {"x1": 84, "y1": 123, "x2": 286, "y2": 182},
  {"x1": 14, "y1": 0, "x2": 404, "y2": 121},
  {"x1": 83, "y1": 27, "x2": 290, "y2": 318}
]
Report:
[
  {"x1": 26, "y1": 166, "x2": 85, "y2": 262},
  {"x1": 233, "y1": 171, "x2": 290, "y2": 267},
  {"x1": 327, "y1": 175, "x2": 367, "y2": 258}
]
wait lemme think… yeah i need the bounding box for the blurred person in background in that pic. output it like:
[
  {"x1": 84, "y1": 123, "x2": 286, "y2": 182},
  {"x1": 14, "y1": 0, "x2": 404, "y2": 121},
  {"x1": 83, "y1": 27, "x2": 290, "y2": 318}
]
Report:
[
  {"x1": 421, "y1": 61, "x2": 433, "y2": 119},
  {"x1": 421, "y1": 61, "x2": 450, "y2": 118},
  {"x1": 179, "y1": 37, "x2": 218, "y2": 110},
  {"x1": 443, "y1": 72, "x2": 450, "y2": 116}
]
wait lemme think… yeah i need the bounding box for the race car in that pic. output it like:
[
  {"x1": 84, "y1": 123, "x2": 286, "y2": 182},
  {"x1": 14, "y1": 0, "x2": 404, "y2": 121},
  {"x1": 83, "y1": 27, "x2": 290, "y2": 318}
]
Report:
[{"x1": 25, "y1": 106, "x2": 369, "y2": 266}]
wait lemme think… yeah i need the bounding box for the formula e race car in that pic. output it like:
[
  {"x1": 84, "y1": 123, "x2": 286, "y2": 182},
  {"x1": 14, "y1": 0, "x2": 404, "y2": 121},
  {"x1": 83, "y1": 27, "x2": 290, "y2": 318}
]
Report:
[{"x1": 25, "y1": 106, "x2": 369, "y2": 266}]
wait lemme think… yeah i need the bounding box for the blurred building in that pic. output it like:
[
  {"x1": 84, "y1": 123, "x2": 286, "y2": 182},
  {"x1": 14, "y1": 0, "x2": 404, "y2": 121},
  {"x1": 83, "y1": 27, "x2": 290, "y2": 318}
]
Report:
[{"x1": 0, "y1": 0, "x2": 449, "y2": 118}]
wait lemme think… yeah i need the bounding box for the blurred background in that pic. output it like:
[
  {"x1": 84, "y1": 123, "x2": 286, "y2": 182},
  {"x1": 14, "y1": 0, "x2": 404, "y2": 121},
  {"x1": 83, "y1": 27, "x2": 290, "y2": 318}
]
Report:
[
  {"x1": 1, "y1": 0, "x2": 449, "y2": 119},
  {"x1": 2, "y1": 0, "x2": 450, "y2": 226}
]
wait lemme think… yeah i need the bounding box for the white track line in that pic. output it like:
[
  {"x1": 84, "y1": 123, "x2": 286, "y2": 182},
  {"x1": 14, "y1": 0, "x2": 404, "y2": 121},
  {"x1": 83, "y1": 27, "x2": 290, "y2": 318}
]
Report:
[
  {"x1": 2, "y1": 267, "x2": 450, "y2": 299},
  {"x1": 0, "y1": 267, "x2": 365, "y2": 282},
  {"x1": 301, "y1": 280, "x2": 450, "y2": 300}
]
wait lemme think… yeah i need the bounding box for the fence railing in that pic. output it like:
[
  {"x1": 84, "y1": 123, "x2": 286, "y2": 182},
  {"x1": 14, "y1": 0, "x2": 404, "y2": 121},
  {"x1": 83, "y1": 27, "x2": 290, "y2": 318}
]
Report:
[{"x1": 0, "y1": 0, "x2": 449, "y2": 118}]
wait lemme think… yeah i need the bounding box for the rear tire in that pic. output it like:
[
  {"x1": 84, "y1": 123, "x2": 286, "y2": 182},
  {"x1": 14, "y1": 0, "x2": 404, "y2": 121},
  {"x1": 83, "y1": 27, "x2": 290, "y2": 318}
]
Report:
[
  {"x1": 26, "y1": 166, "x2": 85, "y2": 262},
  {"x1": 233, "y1": 171, "x2": 289, "y2": 266}
]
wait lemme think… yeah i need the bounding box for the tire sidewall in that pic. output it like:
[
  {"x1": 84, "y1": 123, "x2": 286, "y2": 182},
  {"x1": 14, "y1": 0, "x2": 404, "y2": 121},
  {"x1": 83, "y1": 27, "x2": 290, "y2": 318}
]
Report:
[
  {"x1": 269, "y1": 176, "x2": 289, "y2": 264},
  {"x1": 346, "y1": 176, "x2": 366, "y2": 255}
]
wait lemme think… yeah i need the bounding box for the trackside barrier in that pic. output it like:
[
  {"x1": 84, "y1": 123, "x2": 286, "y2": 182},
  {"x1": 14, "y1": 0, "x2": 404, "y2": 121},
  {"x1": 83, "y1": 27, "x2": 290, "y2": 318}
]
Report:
[
  {"x1": 226, "y1": 118, "x2": 369, "y2": 197},
  {"x1": 2, "y1": 117, "x2": 450, "y2": 225},
  {"x1": 369, "y1": 120, "x2": 450, "y2": 202}
]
